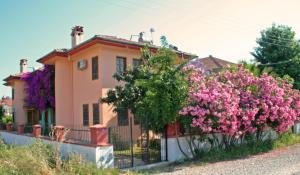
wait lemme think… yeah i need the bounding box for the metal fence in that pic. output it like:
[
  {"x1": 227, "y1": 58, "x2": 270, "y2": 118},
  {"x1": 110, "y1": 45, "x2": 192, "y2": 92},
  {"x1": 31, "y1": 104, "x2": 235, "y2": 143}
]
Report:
[
  {"x1": 11, "y1": 123, "x2": 92, "y2": 144},
  {"x1": 64, "y1": 125, "x2": 91, "y2": 144},
  {"x1": 108, "y1": 118, "x2": 166, "y2": 169}
]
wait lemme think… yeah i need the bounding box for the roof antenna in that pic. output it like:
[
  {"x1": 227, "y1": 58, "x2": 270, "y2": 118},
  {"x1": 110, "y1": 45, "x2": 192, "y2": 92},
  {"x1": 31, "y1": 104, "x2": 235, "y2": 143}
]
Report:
[
  {"x1": 150, "y1": 28, "x2": 155, "y2": 44},
  {"x1": 138, "y1": 32, "x2": 145, "y2": 42},
  {"x1": 130, "y1": 34, "x2": 139, "y2": 41}
]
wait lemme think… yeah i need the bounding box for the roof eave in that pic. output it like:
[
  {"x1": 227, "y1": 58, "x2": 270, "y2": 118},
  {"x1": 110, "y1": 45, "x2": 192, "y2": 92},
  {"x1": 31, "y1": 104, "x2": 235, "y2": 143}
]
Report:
[
  {"x1": 37, "y1": 35, "x2": 196, "y2": 63},
  {"x1": 37, "y1": 50, "x2": 68, "y2": 64}
]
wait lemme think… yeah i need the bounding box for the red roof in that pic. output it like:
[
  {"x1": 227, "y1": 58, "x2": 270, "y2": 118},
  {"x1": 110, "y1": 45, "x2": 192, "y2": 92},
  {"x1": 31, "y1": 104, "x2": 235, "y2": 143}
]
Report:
[
  {"x1": 37, "y1": 35, "x2": 196, "y2": 64},
  {"x1": 0, "y1": 97, "x2": 12, "y2": 107},
  {"x1": 198, "y1": 55, "x2": 235, "y2": 71}
]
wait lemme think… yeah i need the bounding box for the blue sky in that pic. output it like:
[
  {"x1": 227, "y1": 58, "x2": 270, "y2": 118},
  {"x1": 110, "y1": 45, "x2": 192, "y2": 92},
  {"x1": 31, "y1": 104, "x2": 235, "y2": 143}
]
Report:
[{"x1": 1, "y1": 0, "x2": 300, "y2": 96}]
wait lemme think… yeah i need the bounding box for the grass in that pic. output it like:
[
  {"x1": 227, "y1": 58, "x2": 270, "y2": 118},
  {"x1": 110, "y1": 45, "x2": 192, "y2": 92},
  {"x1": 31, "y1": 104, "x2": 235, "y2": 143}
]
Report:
[
  {"x1": 199, "y1": 132, "x2": 300, "y2": 163},
  {"x1": 0, "y1": 139, "x2": 120, "y2": 175},
  {"x1": 135, "y1": 132, "x2": 300, "y2": 174},
  {"x1": 1, "y1": 132, "x2": 299, "y2": 175},
  {"x1": 114, "y1": 146, "x2": 160, "y2": 157}
]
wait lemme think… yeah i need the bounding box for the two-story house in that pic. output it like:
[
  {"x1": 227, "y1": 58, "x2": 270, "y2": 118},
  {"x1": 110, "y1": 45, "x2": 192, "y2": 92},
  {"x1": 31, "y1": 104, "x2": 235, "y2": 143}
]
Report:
[{"x1": 4, "y1": 26, "x2": 194, "y2": 131}]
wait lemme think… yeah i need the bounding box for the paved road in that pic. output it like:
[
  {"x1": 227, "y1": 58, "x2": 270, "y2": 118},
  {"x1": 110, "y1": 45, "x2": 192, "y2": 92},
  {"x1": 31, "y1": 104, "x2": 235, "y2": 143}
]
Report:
[{"x1": 155, "y1": 143, "x2": 300, "y2": 175}]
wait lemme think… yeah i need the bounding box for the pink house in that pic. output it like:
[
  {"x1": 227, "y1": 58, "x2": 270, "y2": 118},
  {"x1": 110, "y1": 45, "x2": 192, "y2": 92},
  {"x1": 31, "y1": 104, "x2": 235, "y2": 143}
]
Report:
[{"x1": 4, "y1": 26, "x2": 194, "y2": 133}]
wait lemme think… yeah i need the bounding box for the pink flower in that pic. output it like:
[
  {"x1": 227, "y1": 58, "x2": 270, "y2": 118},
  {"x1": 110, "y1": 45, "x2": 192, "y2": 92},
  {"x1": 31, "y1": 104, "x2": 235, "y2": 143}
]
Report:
[{"x1": 180, "y1": 65, "x2": 300, "y2": 136}]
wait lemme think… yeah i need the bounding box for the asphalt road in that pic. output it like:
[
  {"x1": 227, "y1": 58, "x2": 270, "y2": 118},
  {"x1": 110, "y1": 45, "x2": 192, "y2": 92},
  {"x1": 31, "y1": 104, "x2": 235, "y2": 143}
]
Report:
[{"x1": 155, "y1": 143, "x2": 300, "y2": 175}]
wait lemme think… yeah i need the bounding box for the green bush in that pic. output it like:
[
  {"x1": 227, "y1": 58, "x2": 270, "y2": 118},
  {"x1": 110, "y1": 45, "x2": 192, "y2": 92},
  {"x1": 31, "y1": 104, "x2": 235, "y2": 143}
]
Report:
[
  {"x1": 2, "y1": 115, "x2": 13, "y2": 124},
  {"x1": 61, "y1": 155, "x2": 119, "y2": 175},
  {"x1": 149, "y1": 139, "x2": 160, "y2": 150}
]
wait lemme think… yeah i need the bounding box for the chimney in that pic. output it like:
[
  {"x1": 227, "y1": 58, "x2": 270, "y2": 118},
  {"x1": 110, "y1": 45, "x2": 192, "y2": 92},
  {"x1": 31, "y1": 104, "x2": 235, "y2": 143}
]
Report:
[
  {"x1": 71, "y1": 26, "x2": 84, "y2": 48},
  {"x1": 20, "y1": 59, "x2": 28, "y2": 73}
]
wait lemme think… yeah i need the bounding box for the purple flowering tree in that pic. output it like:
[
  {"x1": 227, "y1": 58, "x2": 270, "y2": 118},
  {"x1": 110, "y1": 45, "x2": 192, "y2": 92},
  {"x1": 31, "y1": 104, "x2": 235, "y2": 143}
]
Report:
[{"x1": 21, "y1": 65, "x2": 55, "y2": 111}]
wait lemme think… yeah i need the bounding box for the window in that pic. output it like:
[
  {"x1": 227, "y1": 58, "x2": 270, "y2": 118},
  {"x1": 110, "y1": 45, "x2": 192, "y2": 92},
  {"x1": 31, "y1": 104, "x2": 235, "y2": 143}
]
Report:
[
  {"x1": 117, "y1": 108, "x2": 128, "y2": 126},
  {"x1": 83, "y1": 104, "x2": 89, "y2": 126},
  {"x1": 27, "y1": 110, "x2": 39, "y2": 125},
  {"x1": 93, "y1": 103, "x2": 100, "y2": 124},
  {"x1": 132, "y1": 59, "x2": 142, "y2": 69},
  {"x1": 12, "y1": 88, "x2": 14, "y2": 100},
  {"x1": 92, "y1": 56, "x2": 99, "y2": 80},
  {"x1": 116, "y1": 57, "x2": 126, "y2": 74}
]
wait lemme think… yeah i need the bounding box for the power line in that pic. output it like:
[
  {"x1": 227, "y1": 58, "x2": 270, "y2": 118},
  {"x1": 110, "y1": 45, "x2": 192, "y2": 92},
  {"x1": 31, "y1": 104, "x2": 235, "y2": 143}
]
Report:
[
  {"x1": 100, "y1": 1, "x2": 299, "y2": 50},
  {"x1": 256, "y1": 59, "x2": 294, "y2": 66},
  {"x1": 254, "y1": 40, "x2": 297, "y2": 48}
]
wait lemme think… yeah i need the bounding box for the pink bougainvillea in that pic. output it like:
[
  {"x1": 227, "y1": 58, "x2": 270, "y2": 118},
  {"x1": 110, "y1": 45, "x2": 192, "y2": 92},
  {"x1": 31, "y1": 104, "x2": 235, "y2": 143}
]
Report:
[
  {"x1": 21, "y1": 65, "x2": 55, "y2": 111},
  {"x1": 180, "y1": 65, "x2": 300, "y2": 138}
]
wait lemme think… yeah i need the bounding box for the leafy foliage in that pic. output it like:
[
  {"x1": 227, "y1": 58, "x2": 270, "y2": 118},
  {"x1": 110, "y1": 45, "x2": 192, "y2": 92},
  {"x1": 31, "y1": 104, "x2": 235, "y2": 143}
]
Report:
[
  {"x1": 101, "y1": 47, "x2": 189, "y2": 132},
  {"x1": 1, "y1": 115, "x2": 13, "y2": 124},
  {"x1": 180, "y1": 65, "x2": 300, "y2": 142},
  {"x1": 0, "y1": 140, "x2": 119, "y2": 175},
  {"x1": 21, "y1": 65, "x2": 55, "y2": 111},
  {"x1": 251, "y1": 24, "x2": 300, "y2": 89}
]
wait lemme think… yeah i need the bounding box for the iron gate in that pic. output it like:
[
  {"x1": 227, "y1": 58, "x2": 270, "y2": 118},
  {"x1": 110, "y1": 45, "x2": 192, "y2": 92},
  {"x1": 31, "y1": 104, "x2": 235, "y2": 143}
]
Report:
[{"x1": 108, "y1": 118, "x2": 167, "y2": 169}]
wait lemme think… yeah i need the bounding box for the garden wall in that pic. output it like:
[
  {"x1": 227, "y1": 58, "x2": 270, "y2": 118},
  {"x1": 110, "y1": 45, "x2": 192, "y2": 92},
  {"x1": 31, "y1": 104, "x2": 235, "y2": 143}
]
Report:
[
  {"x1": 0, "y1": 131, "x2": 114, "y2": 168},
  {"x1": 161, "y1": 130, "x2": 278, "y2": 162},
  {"x1": 294, "y1": 123, "x2": 300, "y2": 134}
]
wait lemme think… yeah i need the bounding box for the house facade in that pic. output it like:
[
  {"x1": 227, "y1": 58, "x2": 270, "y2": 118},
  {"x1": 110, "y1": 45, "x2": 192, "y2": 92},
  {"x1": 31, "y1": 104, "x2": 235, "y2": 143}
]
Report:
[{"x1": 4, "y1": 26, "x2": 194, "y2": 131}]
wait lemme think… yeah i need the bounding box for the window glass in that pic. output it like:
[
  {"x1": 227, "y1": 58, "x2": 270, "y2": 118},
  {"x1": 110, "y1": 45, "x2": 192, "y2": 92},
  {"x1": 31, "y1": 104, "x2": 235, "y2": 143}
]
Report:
[
  {"x1": 132, "y1": 59, "x2": 142, "y2": 69},
  {"x1": 116, "y1": 57, "x2": 126, "y2": 74},
  {"x1": 83, "y1": 104, "x2": 89, "y2": 126},
  {"x1": 92, "y1": 56, "x2": 99, "y2": 80},
  {"x1": 93, "y1": 103, "x2": 100, "y2": 124}
]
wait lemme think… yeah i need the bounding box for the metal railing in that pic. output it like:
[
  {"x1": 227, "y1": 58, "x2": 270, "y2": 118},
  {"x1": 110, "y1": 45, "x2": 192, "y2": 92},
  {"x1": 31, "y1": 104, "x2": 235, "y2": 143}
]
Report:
[{"x1": 64, "y1": 125, "x2": 91, "y2": 144}]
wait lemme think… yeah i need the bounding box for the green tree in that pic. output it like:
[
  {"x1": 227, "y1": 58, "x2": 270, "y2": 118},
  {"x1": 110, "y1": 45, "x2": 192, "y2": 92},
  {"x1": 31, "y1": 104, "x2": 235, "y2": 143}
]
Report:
[
  {"x1": 160, "y1": 36, "x2": 169, "y2": 48},
  {"x1": 101, "y1": 47, "x2": 189, "y2": 132},
  {"x1": 0, "y1": 106, "x2": 3, "y2": 117},
  {"x1": 251, "y1": 24, "x2": 300, "y2": 89}
]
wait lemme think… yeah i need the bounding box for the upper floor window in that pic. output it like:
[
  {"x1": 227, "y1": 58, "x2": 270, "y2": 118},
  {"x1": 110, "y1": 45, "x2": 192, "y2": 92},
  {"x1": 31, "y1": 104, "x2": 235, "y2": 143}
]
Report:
[
  {"x1": 132, "y1": 59, "x2": 142, "y2": 69},
  {"x1": 93, "y1": 103, "x2": 100, "y2": 125},
  {"x1": 92, "y1": 56, "x2": 99, "y2": 80},
  {"x1": 116, "y1": 57, "x2": 126, "y2": 74},
  {"x1": 83, "y1": 104, "x2": 89, "y2": 126},
  {"x1": 117, "y1": 107, "x2": 128, "y2": 126}
]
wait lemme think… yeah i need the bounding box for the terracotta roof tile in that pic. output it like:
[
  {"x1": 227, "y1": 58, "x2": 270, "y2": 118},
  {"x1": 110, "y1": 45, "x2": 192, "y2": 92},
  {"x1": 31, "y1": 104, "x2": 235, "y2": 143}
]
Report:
[{"x1": 197, "y1": 55, "x2": 235, "y2": 71}]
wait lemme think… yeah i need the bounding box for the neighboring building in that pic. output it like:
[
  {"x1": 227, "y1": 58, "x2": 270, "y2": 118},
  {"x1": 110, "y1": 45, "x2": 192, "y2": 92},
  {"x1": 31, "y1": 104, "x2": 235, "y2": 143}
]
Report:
[
  {"x1": 0, "y1": 96, "x2": 13, "y2": 116},
  {"x1": 3, "y1": 26, "x2": 194, "y2": 131},
  {"x1": 196, "y1": 55, "x2": 234, "y2": 73}
]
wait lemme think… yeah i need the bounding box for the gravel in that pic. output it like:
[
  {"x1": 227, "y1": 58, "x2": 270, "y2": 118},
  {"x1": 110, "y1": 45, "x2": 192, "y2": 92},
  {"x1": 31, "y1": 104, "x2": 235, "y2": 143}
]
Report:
[{"x1": 154, "y1": 143, "x2": 300, "y2": 175}]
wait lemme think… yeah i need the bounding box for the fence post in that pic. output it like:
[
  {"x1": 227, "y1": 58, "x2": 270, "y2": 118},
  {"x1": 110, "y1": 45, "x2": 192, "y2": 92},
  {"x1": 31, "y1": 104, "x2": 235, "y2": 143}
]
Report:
[
  {"x1": 90, "y1": 124, "x2": 109, "y2": 146},
  {"x1": 54, "y1": 125, "x2": 65, "y2": 142},
  {"x1": 166, "y1": 121, "x2": 181, "y2": 137},
  {"x1": 165, "y1": 126, "x2": 168, "y2": 161},
  {"x1": 130, "y1": 117, "x2": 134, "y2": 167},
  {"x1": 33, "y1": 124, "x2": 41, "y2": 137}
]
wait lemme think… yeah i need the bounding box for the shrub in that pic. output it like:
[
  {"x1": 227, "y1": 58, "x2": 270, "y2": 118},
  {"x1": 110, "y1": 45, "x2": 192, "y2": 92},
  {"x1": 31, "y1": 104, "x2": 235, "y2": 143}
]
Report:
[
  {"x1": 180, "y1": 65, "x2": 300, "y2": 148},
  {"x1": 2, "y1": 115, "x2": 13, "y2": 124},
  {"x1": 61, "y1": 155, "x2": 119, "y2": 175},
  {"x1": 0, "y1": 140, "x2": 53, "y2": 175}
]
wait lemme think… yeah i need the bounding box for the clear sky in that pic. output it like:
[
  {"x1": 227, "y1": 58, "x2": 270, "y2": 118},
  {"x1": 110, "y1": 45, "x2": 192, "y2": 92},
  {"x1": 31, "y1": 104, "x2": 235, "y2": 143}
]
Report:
[{"x1": 1, "y1": 0, "x2": 300, "y2": 96}]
